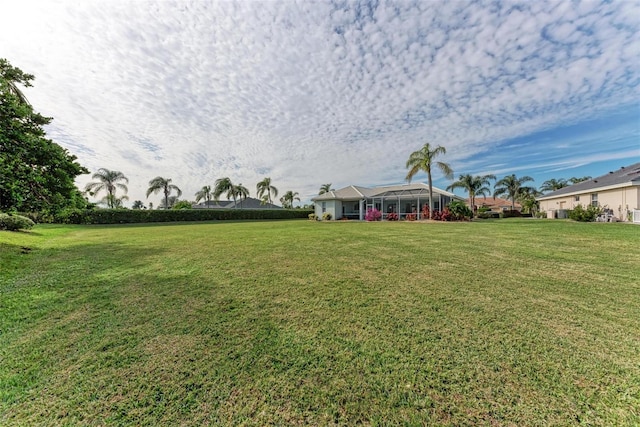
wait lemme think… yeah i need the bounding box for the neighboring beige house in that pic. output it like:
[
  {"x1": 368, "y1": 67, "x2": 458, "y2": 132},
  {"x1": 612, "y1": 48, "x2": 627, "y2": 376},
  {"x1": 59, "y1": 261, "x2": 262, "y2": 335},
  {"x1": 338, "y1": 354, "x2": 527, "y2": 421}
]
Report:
[
  {"x1": 466, "y1": 197, "x2": 521, "y2": 212},
  {"x1": 537, "y1": 162, "x2": 640, "y2": 221}
]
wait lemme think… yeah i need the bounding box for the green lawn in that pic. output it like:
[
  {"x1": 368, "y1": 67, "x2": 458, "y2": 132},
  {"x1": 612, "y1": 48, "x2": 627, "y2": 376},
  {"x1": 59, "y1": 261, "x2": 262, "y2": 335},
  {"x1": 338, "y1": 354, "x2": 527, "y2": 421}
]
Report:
[{"x1": 1, "y1": 219, "x2": 639, "y2": 425}]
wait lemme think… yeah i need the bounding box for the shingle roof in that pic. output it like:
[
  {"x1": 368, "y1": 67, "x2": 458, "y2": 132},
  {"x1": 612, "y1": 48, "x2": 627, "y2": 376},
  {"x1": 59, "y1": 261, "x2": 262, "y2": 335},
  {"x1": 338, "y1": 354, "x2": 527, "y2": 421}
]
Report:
[
  {"x1": 538, "y1": 162, "x2": 640, "y2": 200},
  {"x1": 192, "y1": 197, "x2": 282, "y2": 209},
  {"x1": 312, "y1": 183, "x2": 462, "y2": 201}
]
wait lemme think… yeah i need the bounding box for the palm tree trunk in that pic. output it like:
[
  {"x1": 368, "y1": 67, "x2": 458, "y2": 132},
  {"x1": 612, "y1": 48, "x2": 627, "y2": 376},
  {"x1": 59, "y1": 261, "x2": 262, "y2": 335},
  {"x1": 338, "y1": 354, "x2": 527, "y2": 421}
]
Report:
[{"x1": 428, "y1": 171, "x2": 433, "y2": 219}]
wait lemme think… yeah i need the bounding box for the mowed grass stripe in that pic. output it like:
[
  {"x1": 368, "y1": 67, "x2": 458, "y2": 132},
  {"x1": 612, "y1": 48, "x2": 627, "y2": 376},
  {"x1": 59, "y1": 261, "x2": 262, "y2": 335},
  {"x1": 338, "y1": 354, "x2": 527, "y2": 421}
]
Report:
[{"x1": 1, "y1": 219, "x2": 638, "y2": 425}]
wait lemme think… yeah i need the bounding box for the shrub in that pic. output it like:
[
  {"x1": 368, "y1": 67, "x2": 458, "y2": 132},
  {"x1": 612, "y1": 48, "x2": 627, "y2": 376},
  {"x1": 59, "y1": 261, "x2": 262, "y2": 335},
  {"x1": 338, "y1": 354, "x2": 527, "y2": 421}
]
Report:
[
  {"x1": 448, "y1": 200, "x2": 473, "y2": 220},
  {"x1": 477, "y1": 211, "x2": 500, "y2": 219},
  {"x1": 405, "y1": 213, "x2": 417, "y2": 221},
  {"x1": 568, "y1": 204, "x2": 602, "y2": 222},
  {"x1": 502, "y1": 210, "x2": 522, "y2": 218},
  {"x1": 0, "y1": 213, "x2": 35, "y2": 231},
  {"x1": 322, "y1": 212, "x2": 332, "y2": 221},
  {"x1": 52, "y1": 208, "x2": 313, "y2": 224},
  {"x1": 308, "y1": 213, "x2": 317, "y2": 221},
  {"x1": 387, "y1": 212, "x2": 399, "y2": 221},
  {"x1": 365, "y1": 208, "x2": 381, "y2": 221}
]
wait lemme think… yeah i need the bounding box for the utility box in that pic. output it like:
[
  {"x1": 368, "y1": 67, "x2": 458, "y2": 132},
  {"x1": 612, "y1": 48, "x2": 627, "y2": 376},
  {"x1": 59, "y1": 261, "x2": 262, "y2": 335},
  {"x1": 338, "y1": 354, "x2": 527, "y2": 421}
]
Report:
[{"x1": 547, "y1": 210, "x2": 555, "y2": 219}]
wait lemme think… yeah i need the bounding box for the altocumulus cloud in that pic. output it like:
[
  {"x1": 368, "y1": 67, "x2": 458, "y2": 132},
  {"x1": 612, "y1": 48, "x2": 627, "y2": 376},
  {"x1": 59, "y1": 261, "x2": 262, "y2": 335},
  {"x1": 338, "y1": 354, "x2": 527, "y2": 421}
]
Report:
[{"x1": 0, "y1": 0, "x2": 638, "y2": 204}]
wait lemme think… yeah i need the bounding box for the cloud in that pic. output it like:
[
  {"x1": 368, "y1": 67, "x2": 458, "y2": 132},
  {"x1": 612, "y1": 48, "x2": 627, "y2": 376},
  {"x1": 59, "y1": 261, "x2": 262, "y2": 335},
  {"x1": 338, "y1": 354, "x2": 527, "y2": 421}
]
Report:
[{"x1": 1, "y1": 0, "x2": 638, "y2": 204}]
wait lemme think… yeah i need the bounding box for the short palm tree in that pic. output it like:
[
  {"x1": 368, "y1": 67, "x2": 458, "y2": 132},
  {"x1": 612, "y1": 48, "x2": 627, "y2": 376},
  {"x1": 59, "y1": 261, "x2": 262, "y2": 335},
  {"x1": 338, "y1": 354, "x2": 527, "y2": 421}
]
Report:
[
  {"x1": 447, "y1": 173, "x2": 496, "y2": 215},
  {"x1": 214, "y1": 177, "x2": 234, "y2": 204},
  {"x1": 569, "y1": 176, "x2": 591, "y2": 184},
  {"x1": 539, "y1": 178, "x2": 568, "y2": 193},
  {"x1": 84, "y1": 168, "x2": 129, "y2": 209},
  {"x1": 256, "y1": 177, "x2": 278, "y2": 205},
  {"x1": 132, "y1": 200, "x2": 145, "y2": 210},
  {"x1": 101, "y1": 194, "x2": 129, "y2": 208},
  {"x1": 146, "y1": 176, "x2": 182, "y2": 210},
  {"x1": 405, "y1": 143, "x2": 453, "y2": 219},
  {"x1": 319, "y1": 183, "x2": 334, "y2": 195},
  {"x1": 280, "y1": 191, "x2": 300, "y2": 209},
  {"x1": 195, "y1": 185, "x2": 214, "y2": 206},
  {"x1": 493, "y1": 174, "x2": 535, "y2": 211},
  {"x1": 234, "y1": 183, "x2": 249, "y2": 208}
]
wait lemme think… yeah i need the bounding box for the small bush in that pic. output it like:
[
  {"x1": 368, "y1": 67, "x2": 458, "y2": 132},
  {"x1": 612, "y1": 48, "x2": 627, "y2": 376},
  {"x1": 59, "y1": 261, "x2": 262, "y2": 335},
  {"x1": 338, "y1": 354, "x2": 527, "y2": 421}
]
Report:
[
  {"x1": 405, "y1": 213, "x2": 417, "y2": 221},
  {"x1": 365, "y1": 208, "x2": 381, "y2": 221},
  {"x1": 387, "y1": 212, "x2": 399, "y2": 221},
  {"x1": 477, "y1": 212, "x2": 500, "y2": 219},
  {"x1": 322, "y1": 212, "x2": 332, "y2": 221},
  {"x1": 568, "y1": 204, "x2": 602, "y2": 222},
  {"x1": 0, "y1": 213, "x2": 35, "y2": 231},
  {"x1": 448, "y1": 200, "x2": 473, "y2": 220},
  {"x1": 308, "y1": 213, "x2": 317, "y2": 221},
  {"x1": 502, "y1": 210, "x2": 522, "y2": 218}
]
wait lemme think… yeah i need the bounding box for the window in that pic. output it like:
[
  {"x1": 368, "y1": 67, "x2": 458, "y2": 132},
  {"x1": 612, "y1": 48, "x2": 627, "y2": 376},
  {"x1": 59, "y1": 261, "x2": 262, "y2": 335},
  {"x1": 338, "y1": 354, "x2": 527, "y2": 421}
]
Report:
[
  {"x1": 574, "y1": 196, "x2": 580, "y2": 201},
  {"x1": 591, "y1": 194, "x2": 598, "y2": 207},
  {"x1": 354, "y1": 203, "x2": 359, "y2": 211},
  {"x1": 322, "y1": 202, "x2": 326, "y2": 213}
]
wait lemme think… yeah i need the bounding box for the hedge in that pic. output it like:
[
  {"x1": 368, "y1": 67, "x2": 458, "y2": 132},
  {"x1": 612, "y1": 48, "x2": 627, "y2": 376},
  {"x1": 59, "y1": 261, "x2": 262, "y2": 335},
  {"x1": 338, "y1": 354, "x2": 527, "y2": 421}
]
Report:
[{"x1": 52, "y1": 208, "x2": 314, "y2": 225}]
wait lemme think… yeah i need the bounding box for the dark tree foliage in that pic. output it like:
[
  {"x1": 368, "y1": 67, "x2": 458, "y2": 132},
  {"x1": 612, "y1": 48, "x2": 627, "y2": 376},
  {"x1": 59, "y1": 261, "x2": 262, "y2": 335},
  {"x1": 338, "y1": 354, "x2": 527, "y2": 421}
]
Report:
[{"x1": 0, "y1": 58, "x2": 88, "y2": 212}]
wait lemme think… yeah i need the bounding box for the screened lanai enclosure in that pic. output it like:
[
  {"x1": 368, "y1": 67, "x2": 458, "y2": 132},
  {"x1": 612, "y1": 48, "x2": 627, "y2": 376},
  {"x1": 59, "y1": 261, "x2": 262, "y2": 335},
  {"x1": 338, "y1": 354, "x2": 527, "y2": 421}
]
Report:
[{"x1": 313, "y1": 183, "x2": 464, "y2": 220}]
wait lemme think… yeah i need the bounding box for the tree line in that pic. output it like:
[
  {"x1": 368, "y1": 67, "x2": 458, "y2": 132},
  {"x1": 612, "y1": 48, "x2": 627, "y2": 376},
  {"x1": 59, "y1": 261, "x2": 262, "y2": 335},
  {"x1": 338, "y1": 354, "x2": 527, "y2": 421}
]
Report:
[{"x1": 83, "y1": 169, "x2": 303, "y2": 210}]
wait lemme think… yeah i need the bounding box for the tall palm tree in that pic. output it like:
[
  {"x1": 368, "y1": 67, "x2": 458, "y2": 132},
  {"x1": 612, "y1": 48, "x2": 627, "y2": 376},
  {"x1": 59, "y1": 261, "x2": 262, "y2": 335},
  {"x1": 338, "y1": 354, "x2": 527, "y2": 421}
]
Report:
[
  {"x1": 539, "y1": 178, "x2": 568, "y2": 193},
  {"x1": 146, "y1": 176, "x2": 182, "y2": 210},
  {"x1": 405, "y1": 143, "x2": 453, "y2": 219},
  {"x1": 447, "y1": 173, "x2": 496, "y2": 215},
  {"x1": 256, "y1": 177, "x2": 278, "y2": 205},
  {"x1": 493, "y1": 174, "x2": 535, "y2": 211},
  {"x1": 319, "y1": 183, "x2": 334, "y2": 195},
  {"x1": 280, "y1": 191, "x2": 300, "y2": 209},
  {"x1": 84, "y1": 168, "x2": 129, "y2": 209},
  {"x1": 195, "y1": 185, "x2": 214, "y2": 206},
  {"x1": 234, "y1": 183, "x2": 249, "y2": 209}
]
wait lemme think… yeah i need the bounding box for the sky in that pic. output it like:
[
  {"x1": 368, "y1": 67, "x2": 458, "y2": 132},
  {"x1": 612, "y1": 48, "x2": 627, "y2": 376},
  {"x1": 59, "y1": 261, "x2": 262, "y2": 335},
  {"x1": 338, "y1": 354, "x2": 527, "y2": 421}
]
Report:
[{"x1": 1, "y1": 0, "x2": 639, "y2": 207}]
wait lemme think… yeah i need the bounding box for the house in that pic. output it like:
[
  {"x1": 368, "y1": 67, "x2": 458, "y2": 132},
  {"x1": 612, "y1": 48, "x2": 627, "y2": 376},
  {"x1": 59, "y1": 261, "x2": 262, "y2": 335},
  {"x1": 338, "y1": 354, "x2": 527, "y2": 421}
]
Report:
[
  {"x1": 192, "y1": 197, "x2": 282, "y2": 209},
  {"x1": 466, "y1": 197, "x2": 521, "y2": 212},
  {"x1": 537, "y1": 162, "x2": 640, "y2": 221},
  {"x1": 311, "y1": 183, "x2": 463, "y2": 220}
]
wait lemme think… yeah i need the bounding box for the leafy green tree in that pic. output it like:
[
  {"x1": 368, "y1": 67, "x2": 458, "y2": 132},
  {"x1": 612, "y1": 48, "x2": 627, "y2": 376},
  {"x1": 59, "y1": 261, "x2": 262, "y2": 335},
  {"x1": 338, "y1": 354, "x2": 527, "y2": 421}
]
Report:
[
  {"x1": 405, "y1": 143, "x2": 453, "y2": 219},
  {"x1": 280, "y1": 191, "x2": 300, "y2": 209},
  {"x1": 195, "y1": 185, "x2": 213, "y2": 206},
  {"x1": 319, "y1": 183, "x2": 334, "y2": 195},
  {"x1": 172, "y1": 200, "x2": 192, "y2": 210},
  {"x1": 493, "y1": 174, "x2": 535, "y2": 211},
  {"x1": 0, "y1": 58, "x2": 88, "y2": 212},
  {"x1": 146, "y1": 177, "x2": 182, "y2": 210},
  {"x1": 447, "y1": 174, "x2": 495, "y2": 216},
  {"x1": 132, "y1": 200, "x2": 145, "y2": 210},
  {"x1": 569, "y1": 176, "x2": 591, "y2": 184},
  {"x1": 85, "y1": 168, "x2": 129, "y2": 208},
  {"x1": 256, "y1": 177, "x2": 278, "y2": 205},
  {"x1": 539, "y1": 178, "x2": 568, "y2": 193}
]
